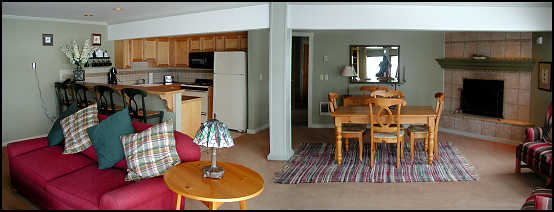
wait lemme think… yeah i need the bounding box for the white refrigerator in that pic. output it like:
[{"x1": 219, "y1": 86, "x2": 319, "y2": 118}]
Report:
[{"x1": 213, "y1": 51, "x2": 247, "y2": 132}]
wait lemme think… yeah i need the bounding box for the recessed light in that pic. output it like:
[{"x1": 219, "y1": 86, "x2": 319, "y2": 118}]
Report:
[
  {"x1": 83, "y1": 13, "x2": 93, "y2": 17},
  {"x1": 113, "y1": 8, "x2": 122, "y2": 11}
]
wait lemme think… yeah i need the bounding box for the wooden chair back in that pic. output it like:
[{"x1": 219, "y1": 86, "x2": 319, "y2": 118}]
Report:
[
  {"x1": 94, "y1": 85, "x2": 119, "y2": 115},
  {"x1": 433, "y1": 92, "x2": 445, "y2": 132},
  {"x1": 369, "y1": 97, "x2": 404, "y2": 134},
  {"x1": 370, "y1": 90, "x2": 405, "y2": 98},
  {"x1": 69, "y1": 83, "x2": 91, "y2": 108},
  {"x1": 54, "y1": 82, "x2": 72, "y2": 106},
  {"x1": 121, "y1": 88, "x2": 148, "y2": 121},
  {"x1": 328, "y1": 92, "x2": 339, "y2": 113},
  {"x1": 360, "y1": 86, "x2": 388, "y2": 96}
]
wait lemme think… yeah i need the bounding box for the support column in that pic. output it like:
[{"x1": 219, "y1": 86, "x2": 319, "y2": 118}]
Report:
[{"x1": 267, "y1": 2, "x2": 294, "y2": 160}]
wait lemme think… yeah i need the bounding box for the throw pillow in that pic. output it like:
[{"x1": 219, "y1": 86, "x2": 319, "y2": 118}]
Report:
[
  {"x1": 60, "y1": 104, "x2": 99, "y2": 154},
  {"x1": 47, "y1": 102, "x2": 79, "y2": 146},
  {"x1": 121, "y1": 121, "x2": 181, "y2": 181},
  {"x1": 86, "y1": 108, "x2": 135, "y2": 169}
]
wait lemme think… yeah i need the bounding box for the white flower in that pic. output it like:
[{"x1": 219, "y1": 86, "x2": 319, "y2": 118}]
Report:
[{"x1": 61, "y1": 39, "x2": 97, "y2": 68}]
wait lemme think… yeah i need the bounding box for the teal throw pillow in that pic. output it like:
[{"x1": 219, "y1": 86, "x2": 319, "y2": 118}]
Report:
[
  {"x1": 86, "y1": 108, "x2": 135, "y2": 169},
  {"x1": 47, "y1": 102, "x2": 79, "y2": 146}
]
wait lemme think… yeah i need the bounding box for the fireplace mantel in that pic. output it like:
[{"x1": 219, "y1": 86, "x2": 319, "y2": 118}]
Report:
[{"x1": 435, "y1": 58, "x2": 537, "y2": 71}]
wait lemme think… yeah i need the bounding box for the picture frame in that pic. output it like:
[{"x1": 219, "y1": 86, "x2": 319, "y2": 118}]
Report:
[
  {"x1": 92, "y1": 33, "x2": 101, "y2": 46},
  {"x1": 42, "y1": 34, "x2": 53, "y2": 46},
  {"x1": 538, "y1": 62, "x2": 552, "y2": 91}
]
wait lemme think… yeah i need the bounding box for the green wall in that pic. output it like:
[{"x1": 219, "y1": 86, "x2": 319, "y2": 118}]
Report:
[
  {"x1": 2, "y1": 18, "x2": 113, "y2": 144},
  {"x1": 247, "y1": 29, "x2": 270, "y2": 131},
  {"x1": 531, "y1": 32, "x2": 552, "y2": 126},
  {"x1": 305, "y1": 30, "x2": 444, "y2": 126}
]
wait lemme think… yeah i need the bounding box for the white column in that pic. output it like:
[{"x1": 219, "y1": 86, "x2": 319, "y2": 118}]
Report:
[{"x1": 267, "y1": 2, "x2": 294, "y2": 160}]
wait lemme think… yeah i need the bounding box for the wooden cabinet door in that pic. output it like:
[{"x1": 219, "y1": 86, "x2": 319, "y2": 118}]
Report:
[
  {"x1": 114, "y1": 40, "x2": 130, "y2": 69},
  {"x1": 168, "y1": 37, "x2": 176, "y2": 67},
  {"x1": 174, "y1": 37, "x2": 189, "y2": 67},
  {"x1": 215, "y1": 36, "x2": 225, "y2": 52},
  {"x1": 224, "y1": 35, "x2": 240, "y2": 51},
  {"x1": 239, "y1": 34, "x2": 248, "y2": 51},
  {"x1": 143, "y1": 38, "x2": 157, "y2": 61},
  {"x1": 189, "y1": 37, "x2": 201, "y2": 52},
  {"x1": 156, "y1": 38, "x2": 169, "y2": 67},
  {"x1": 130, "y1": 39, "x2": 144, "y2": 62},
  {"x1": 201, "y1": 35, "x2": 215, "y2": 52}
]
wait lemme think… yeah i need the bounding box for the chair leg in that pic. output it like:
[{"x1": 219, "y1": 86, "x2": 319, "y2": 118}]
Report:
[
  {"x1": 345, "y1": 139, "x2": 349, "y2": 152},
  {"x1": 370, "y1": 140, "x2": 375, "y2": 168},
  {"x1": 159, "y1": 111, "x2": 164, "y2": 124},
  {"x1": 400, "y1": 137, "x2": 404, "y2": 159},
  {"x1": 424, "y1": 136, "x2": 428, "y2": 152},
  {"x1": 410, "y1": 132, "x2": 415, "y2": 162},
  {"x1": 358, "y1": 134, "x2": 363, "y2": 162},
  {"x1": 515, "y1": 153, "x2": 521, "y2": 174},
  {"x1": 396, "y1": 141, "x2": 401, "y2": 169}
]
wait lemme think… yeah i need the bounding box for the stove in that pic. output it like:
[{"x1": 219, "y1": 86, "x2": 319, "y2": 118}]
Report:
[{"x1": 180, "y1": 79, "x2": 212, "y2": 91}]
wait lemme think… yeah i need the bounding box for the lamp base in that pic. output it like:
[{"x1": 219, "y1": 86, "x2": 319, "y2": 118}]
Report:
[{"x1": 202, "y1": 165, "x2": 224, "y2": 179}]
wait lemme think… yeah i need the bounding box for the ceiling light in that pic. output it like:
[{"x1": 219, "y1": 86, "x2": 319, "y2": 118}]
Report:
[
  {"x1": 113, "y1": 8, "x2": 122, "y2": 11},
  {"x1": 83, "y1": 13, "x2": 93, "y2": 17}
]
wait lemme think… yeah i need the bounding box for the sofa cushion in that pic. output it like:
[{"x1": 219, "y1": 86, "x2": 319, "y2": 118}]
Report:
[
  {"x1": 45, "y1": 165, "x2": 131, "y2": 210},
  {"x1": 87, "y1": 108, "x2": 135, "y2": 169},
  {"x1": 10, "y1": 145, "x2": 94, "y2": 189},
  {"x1": 6, "y1": 137, "x2": 49, "y2": 158},
  {"x1": 121, "y1": 121, "x2": 181, "y2": 181},
  {"x1": 517, "y1": 142, "x2": 552, "y2": 178},
  {"x1": 61, "y1": 104, "x2": 99, "y2": 154},
  {"x1": 47, "y1": 102, "x2": 79, "y2": 146}
]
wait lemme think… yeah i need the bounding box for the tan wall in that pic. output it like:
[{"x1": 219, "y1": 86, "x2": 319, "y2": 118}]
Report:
[{"x1": 531, "y1": 32, "x2": 552, "y2": 127}]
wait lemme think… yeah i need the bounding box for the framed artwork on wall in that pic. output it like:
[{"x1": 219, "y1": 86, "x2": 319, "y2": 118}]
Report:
[
  {"x1": 92, "y1": 33, "x2": 101, "y2": 46},
  {"x1": 538, "y1": 62, "x2": 551, "y2": 91},
  {"x1": 42, "y1": 34, "x2": 53, "y2": 46}
]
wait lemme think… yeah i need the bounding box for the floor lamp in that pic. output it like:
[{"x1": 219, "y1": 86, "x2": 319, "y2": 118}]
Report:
[{"x1": 341, "y1": 65, "x2": 356, "y2": 96}]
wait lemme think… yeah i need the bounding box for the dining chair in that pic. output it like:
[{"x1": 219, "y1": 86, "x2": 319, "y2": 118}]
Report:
[
  {"x1": 370, "y1": 90, "x2": 405, "y2": 99},
  {"x1": 93, "y1": 85, "x2": 124, "y2": 115},
  {"x1": 369, "y1": 97, "x2": 405, "y2": 168},
  {"x1": 360, "y1": 86, "x2": 388, "y2": 96},
  {"x1": 407, "y1": 92, "x2": 444, "y2": 162},
  {"x1": 121, "y1": 88, "x2": 164, "y2": 124},
  {"x1": 69, "y1": 83, "x2": 94, "y2": 109},
  {"x1": 54, "y1": 82, "x2": 74, "y2": 116},
  {"x1": 329, "y1": 92, "x2": 366, "y2": 162}
]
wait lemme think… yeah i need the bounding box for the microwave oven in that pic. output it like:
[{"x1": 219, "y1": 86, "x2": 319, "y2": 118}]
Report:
[{"x1": 189, "y1": 52, "x2": 214, "y2": 69}]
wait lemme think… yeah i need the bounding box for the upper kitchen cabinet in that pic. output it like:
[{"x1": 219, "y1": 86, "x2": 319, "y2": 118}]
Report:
[
  {"x1": 224, "y1": 34, "x2": 240, "y2": 51},
  {"x1": 156, "y1": 37, "x2": 169, "y2": 67},
  {"x1": 130, "y1": 39, "x2": 144, "y2": 62},
  {"x1": 143, "y1": 38, "x2": 157, "y2": 61},
  {"x1": 174, "y1": 37, "x2": 189, "y2": 67},
  {"x1": 114, "y1": 40, "x2": 131, "y2": 69},
  {"x1": 189, "y1": 37, "x2": 202, "y2": 52},
  {"x1": 201, "y1": 35, "x2": 215, "y2": 52},
  {"x1": 239, "y1": 34, "x2": 248, "y2": 51},
  {"x1": 215, "y1": 35, "x2": 225, "y2": 52}
]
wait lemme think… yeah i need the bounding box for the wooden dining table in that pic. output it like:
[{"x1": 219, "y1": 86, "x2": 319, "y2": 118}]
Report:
[{"x1": 330, "y1": 103, "x2": 438, "y2": 166}]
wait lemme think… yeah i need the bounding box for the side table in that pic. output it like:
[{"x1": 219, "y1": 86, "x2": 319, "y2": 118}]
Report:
[{"x1": 163, "y1": 161, "x2": 264, "y2": 210}]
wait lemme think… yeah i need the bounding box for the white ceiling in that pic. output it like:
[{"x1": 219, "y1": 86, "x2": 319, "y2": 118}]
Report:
[{"x1": 2, "y1": 2, "x2": 266, "y2": 25}]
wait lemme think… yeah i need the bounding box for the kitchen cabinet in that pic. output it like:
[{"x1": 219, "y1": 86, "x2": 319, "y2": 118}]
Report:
[
  {"x1": 156, "y1": 38, "x2": 169, "y2": 67},
  {"x1": 201, "y1": 36, "x2": 215, "y2": 52},
  {"x1": 215, "y1": 36, "x2": 225, "y2": 51},
  {"x1": 224, "y1": 35, "x2": 240, "y2": 51},
  {"x1": 189, "y1": 37, "x2": 201, "y2": 52},
  {"x1": 174, "y1": 37, "x2": 189, "y2": 67},
  {"x1": 114, "y1": 40, "x2": 130, "y2": 69},
  {"x1": 181, "y1": 96, "x2": 202, "y2": 138},
  {"x1": 240, "y1": 34, "x2": 248, "y2": 51},
  {"x1": 130, "y1": 39, "x2": 144, "y2": 62},
  {"x1": 143, "y1": 38, "x2": 157, "y2": 61}
]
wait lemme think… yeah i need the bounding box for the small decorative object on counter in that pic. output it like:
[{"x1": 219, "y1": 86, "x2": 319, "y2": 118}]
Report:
[
  {"x1": 471, "y1": 54, "x2": 488, "y2": 60},
  {"x1": 192, "y1": 114, "x2": 234, "y2": 179},
  {"x1": 61, "y1": 39, "x2": 96, "y2": 81}
]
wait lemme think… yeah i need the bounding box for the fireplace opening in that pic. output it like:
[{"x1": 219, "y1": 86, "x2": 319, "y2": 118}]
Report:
[{"x1": 460, "y1": 79, "x2": 504, "y2": 118}]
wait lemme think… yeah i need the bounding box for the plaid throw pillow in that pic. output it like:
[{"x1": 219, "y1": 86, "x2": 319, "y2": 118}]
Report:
[
  {"x1": 121, "y1": 121, "x2": 181, "y2": 181},
  {"x1": 61, "y1": 104, "x2": 99, "y2": 154}
]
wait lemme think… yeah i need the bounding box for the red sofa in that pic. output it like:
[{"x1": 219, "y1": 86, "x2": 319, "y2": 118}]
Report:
[{"x1": 6, "y1": 114, "x2": 201, "y2": 210}]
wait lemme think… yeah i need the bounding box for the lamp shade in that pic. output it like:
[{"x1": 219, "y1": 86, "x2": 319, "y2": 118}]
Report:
[
  {"x1": 341, "y1": 65, "x2": 356, "y2": 77},
  {"x1": 192, "y1": 118, "x2": 234, "y2": 148}
]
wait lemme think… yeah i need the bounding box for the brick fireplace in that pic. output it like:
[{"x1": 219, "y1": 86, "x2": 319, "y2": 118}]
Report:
[{"x1": 438, "y1": 32, "x2": 534, "y2": 144}]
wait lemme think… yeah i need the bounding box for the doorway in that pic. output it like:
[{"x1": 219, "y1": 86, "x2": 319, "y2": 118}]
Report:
[{"x1": 291, "y1": 36, "x2": 310, "y2": 127}]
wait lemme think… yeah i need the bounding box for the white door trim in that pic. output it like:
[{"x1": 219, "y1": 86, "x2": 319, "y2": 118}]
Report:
[{"x1": 291, "y1": 31, "x2": 314, "y2": 128}]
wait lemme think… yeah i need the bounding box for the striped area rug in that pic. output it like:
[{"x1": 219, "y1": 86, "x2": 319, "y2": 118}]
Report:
[{"x1": 273, "y1": 142, "x2": 479, "y2": 184}]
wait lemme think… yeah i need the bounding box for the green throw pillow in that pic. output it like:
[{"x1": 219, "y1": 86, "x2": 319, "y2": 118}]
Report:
[
  {"x1": 86, "y1": 108, "x2": 135, "y2": 169},
  {"x1": 47, "y1": 102, "x2": 79, "y2": 146}
]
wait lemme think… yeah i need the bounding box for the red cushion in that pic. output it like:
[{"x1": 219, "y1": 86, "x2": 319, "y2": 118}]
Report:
[
  {"x1": 45, "y1": 165, "x2": 130, "y2": 210},
  {"x1": 10, "y1": 145, "x2": 94, "y2": 189},
  {"x1": 99, "y1": 177, "x2": 178, "y2": 209},
  {"x1": 6, "y1": 137, "x2": 49, "y2": 158}
]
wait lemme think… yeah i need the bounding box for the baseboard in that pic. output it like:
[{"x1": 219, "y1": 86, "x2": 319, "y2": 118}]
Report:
[
  {"x1": 2, "y1": 134, "x2": 48, "y2": 147},
  {"x1": 247, "y1": 123, "x2": 269, "y2": 134},
  {"x1": 438, "y1": 127, "x2": 520, "y2": 146}
]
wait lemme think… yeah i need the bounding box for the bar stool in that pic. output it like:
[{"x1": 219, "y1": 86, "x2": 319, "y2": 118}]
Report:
[
  {"x1": 54, "y1": 82, "x2": 74, "y2": 116},
  {"x1": 69, "y1": 83, "x2": 94, "y2": 109},
  {"x1": 121, "y1": 88, "x2": 164, "y2": 124},
  {"x1": 93, "y1": 85, "x2": 124, "y2": 115}
]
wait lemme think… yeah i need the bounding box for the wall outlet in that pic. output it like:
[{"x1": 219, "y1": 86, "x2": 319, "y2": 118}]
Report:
[
  {"x1": 259, "y1": 73, "x2": 263, "y2": 80},
  {"x1": 320, "y1": 74, "x2": 324, "y2": 81},
  {"x1": 323, "y1": 56, "x2": 328, "y2": 64},
  {"x1": 324, "y1": 74, "x2": 328, "y2": 80},
  {"x1": 32, "y1": 62, "x2": 36, "y2": 70}
]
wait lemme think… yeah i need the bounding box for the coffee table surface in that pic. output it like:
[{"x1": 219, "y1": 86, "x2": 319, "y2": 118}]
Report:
[{"x1": 163, "y1": 161, "x2": 264, "y2": 203}]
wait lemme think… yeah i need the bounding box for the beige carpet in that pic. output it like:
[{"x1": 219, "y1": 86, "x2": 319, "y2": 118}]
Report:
[{"x1": 2, "y1": 127, "x2": 546, "y2": 210}]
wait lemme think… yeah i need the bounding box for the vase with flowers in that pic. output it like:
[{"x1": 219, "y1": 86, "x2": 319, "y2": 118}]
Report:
[{"x1": 61, "y1": 39, "x2": 96, "y2": 81}]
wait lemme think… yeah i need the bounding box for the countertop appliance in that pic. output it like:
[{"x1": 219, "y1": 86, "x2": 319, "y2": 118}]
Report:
[
  {"x1": 213, "y1": 51, "x2": 247, "y2": 132},
  {"x1": 107, "y1": 67, "x2": 118, "y2": 84},
  {"x1": 164, "y1": 75, "x2": 174, "y2": 84},
  {"x1": 189, "y1": 52, "x2": 214, "y2": 69},
  {"x1": 181, "y1": 79, "x2": 213, "y2": 123}
]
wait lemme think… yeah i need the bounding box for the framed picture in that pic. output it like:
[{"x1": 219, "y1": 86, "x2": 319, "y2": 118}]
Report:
[
  {"x1": 92, "y1": 33, "x2": 101, "y2": 46},
  {"x1": 538, "y1": 62, "x2": 551, "y2": 91},
  {"x1": 42, "y1": 34, "x2": 53, "y2": 46}
]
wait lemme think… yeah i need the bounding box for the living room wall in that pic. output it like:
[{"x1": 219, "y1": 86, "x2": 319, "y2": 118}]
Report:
[
  {"x1": 531, "y1": 32, "x2": 553, "y2": 126},
  {"x1": 2, "y1": 17, "x2": 113, "y2": 144},
  {"x1": 305, "y1": 30, "x2": 444, "y2": 127},
  {"x1": 247, "y1": 29, "x2": 270, "y2": 133}
]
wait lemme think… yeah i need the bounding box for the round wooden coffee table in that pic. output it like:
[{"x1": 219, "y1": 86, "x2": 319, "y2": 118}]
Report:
[{"x1": 163, "y1": 161, "x2": 264, "y2": 210}]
